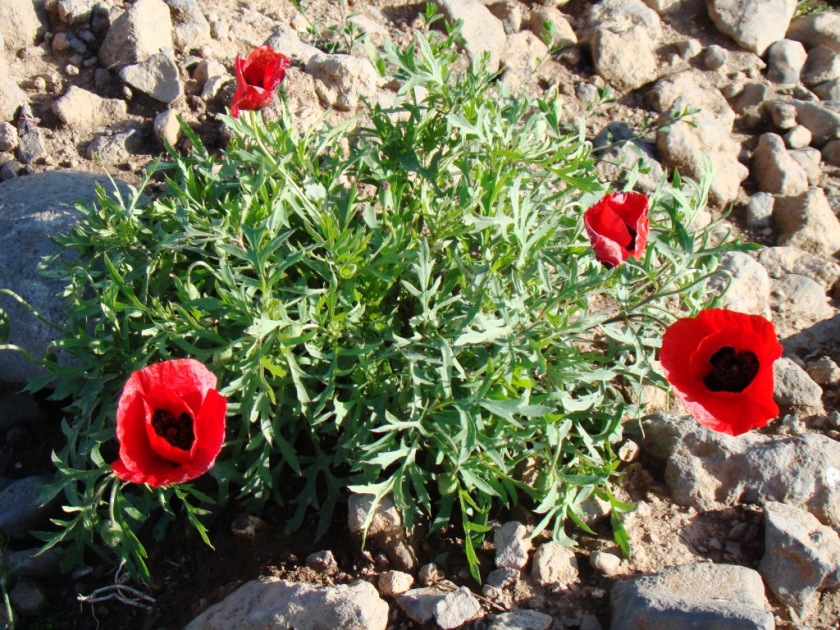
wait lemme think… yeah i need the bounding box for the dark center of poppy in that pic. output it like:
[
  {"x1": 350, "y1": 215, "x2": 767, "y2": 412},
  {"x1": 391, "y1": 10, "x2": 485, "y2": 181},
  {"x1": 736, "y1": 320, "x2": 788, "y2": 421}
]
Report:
[
  {"x1": 703, "y1": 347, "x2": 759, "y2": 393},
  {"x1": 152, "y1": 409, "x2": 195, "y2": 451},
  {"x1": 626, "y1": 226, "x2": 637, "y2": 252}
]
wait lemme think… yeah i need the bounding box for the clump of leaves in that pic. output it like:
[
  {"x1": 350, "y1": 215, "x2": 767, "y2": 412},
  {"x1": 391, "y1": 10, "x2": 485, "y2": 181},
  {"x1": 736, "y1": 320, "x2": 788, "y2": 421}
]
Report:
[{"x1": 24, "y1": 17, "x2": 747, "y2": 581}]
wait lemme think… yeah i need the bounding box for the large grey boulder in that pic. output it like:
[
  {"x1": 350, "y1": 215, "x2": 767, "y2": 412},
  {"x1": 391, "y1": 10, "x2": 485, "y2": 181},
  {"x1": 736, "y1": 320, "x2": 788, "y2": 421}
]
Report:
[
  {"x1": 99, "y1": 0, "x2": 174, "y2": 69},
  {"x1": 611, "y1": 563, "x2": 774, "y2": 629},
  {"x1": 185, "y1": 579, "x2": 389, "y2": 630},
  {"x1": 707, "y1": 0, "x2": 796, "y2": 56},
  {"x1": 0, "y1": 171, "x2": 131, "y2": 383},
  {"x1": 759, "y1": 502, "x2": 840, "y2": 615}
]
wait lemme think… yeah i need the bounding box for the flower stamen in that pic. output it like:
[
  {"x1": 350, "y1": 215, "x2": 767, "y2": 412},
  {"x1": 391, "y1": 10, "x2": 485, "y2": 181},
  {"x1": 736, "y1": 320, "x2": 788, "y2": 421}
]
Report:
[
  {"x1": 704, "y1": 347, "x2": 759, "y2": 393},
  {"x1": 152, "y1": 409, "x2": 195, "y2": 450}
]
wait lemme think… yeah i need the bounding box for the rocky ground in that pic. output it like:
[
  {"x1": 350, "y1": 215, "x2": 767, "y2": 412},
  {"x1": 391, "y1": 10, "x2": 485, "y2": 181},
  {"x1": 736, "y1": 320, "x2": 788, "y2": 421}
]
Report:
[{"x1": 1, "y1": 0, "x2": 840, "y2": 628}]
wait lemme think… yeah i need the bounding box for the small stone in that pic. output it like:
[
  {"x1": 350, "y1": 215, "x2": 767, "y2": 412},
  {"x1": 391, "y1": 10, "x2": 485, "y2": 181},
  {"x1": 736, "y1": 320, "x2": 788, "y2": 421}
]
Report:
[
  {"x1": 774, "y1": 357, "x2": 825, "y2": 410},
  {"x1": 486, "y1": 567, "x2": 519, "y2": 589},
  {"x1": 677, "y1": 38, "x2": 702, "y2": 59},
  {"x1": 0, "y1": 122, "x2": 18, "y2": 152},
  {"x1": 802, "y1": 45, "x2": 840, "y2": 87},
  {"x1": 433, "y1": 586, "x2": 482, "y2": 629},
  {"x1": 807, "y1": 357, "x2": 840, "y2": 386},
  {"x1": 745, "y1": 191, "x2": 774, "y2": 229},
  {"x1": 65, "y1": 64, "x2": 79, "y2": 76},
  {"x1": 618, "y1": 440, "x2": 640, "y2": 462},
  {"x1": 589, "y1": 550, "x2": 621, "y2": 576},
  {"x1": 531, "y1": 541, "x2": 578, "y2": 587},
  {"x1": 9, "y1": 577, "x2": 46, "y2": 617},
  {"x1": 396, "y1": 587, "x2": 449, "y2": 626},
  {"x1": 418, "y1": 562, "x2": 443, "y2": 586},
  {"x1": 153, "y1": 109, "x2": 181, "y2": 147},
  {"x1": 17, "y1": 129, "x2": 45, "y2": 164},
  {"x1": 230, "y1": 513, "x2": 265, "y2": 539},
  {"x1": 378, "y1": 570, "x2": 414, "y2": 597},
  {"x1": 305, "y1": 550, "x2": 338, "y2": 574},
  {"x1": 822, "y1": 139, "x2": 840, "y2": 166},
  {"x1": 494, "y1": 521, "x2": 531, "y2": 569},
  {"x1": 487, "y1": 610, "x2": 554, "y2": 630},
  {"x1": 770, "y1": 102, "x2": 798, "y2": 130},
  {"x1": 784, "y1": 125, "x2": 812, "y2": 150},
  {"x1": 767, "y1": 39, "x2": 807, "y2": 84},
  {"x1": 704, "y1": 45, "x2": 727, "y2": 70}
]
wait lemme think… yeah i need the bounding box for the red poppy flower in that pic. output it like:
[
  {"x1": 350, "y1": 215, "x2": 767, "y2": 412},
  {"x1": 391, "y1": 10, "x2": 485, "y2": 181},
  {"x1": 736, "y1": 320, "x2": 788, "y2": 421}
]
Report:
[
  {"x1": 584, "y1": 191, "x2": 649, "y2": 267},
  {"x1": 111, "y1": 359, "x2": 227, "y2": 487},
  {"x1": 660, "y1": 309, "x2": 783, "y2": 436},
  {"x1": 230, "y1": 46, "x2": 291, "y2": 118}
]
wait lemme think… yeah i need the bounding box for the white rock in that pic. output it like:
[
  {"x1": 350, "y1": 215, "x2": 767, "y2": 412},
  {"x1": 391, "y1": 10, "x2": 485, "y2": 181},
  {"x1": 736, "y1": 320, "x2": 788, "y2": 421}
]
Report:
[
  {"x1": 99, "y1": 0, "x2": 174, "y2": 69},
  {"x1": 773, "y1": 99, "x2": 840, "y2": 147},
  {"x1": 52, "y1": 86, "x2": 128, "y2": 134},
  {"x1": 86, "y1": 129, "x2": 144, "y2": 163},
  {"x1": 56, "y1": 0, "x2": 96, "y2": 24},
  {"x1": 814, "y1": 77, "x2": 840, "y2": 101},
  {"x1": 265, "y1": 26, "x2": 321, "y2": 67},
  {"x1": 591, "y1": 24, "x2": 659, "y2": 90},
  {"x1": 789, "y1": 147, "x2": 823, "y2": 186},
  {"x1": 784, "y1": 125, "x2": 812, "y2": 150},
  {"x1": 487, "y1": 610, "x2": 554, "y2": 630},
  {"x1": 708, "y1": 251, "x2": 772, "y2": 319},
  {"x1": 649, "y1": 71, "x2": 736, "y2": 130},
  {"x1": 502, "y1": 32, "x2": 549, "y2": 90},
  {"x1": 378, "y1": 571, "x2": 414, "y2": 597},
  {"x1": 745, "y1": 192, "x2": 775, "y2": 229},
  {"x1": 434, "y1": 587, "x2": 483, "y2": 629},
  {"x1": 153, "y1": 110, "x2": 180, "y2": 147},
  {"x1": 347, "y1": 493, "x2": 402, "y2": 539},
  {"x1": 787, "y1": 12, "x2": 840, "y2": 53},
  {"x1": 494, "y1": 521, "x2": 531, "y2": 569},
  {"x1": 305, "y1": 549, "x2": 338, "y2": 574},
  {"x1": 773, "y1": 356, "x2": 825, "y2": 410},
  {"x1": 164, "y1": 0, "x2": 211, "y2": 52},
  {"x1": 185, "y1": 579, "x2": 389, "y2": 630},
  {"x1": 807, "y1": 356, "x2": 840, "y2": 386},
  {"x1": 487, "y1": 0, "x2": 522, "y2": 35},
  {"x1": 767, "y1": 39, "x2": 807, "y2": 85},
  {"x1": 751, "y1": 132, "x2": 809, "y2": 196},
  {"x1": 531, "y1": 541, "x2": 578, "y2": 587},
  {"x1": 432, "y1": 0, "x2": 507, "y2": 71},
  {"x1": 306, "y1": 53, "x2": 380, "y2": 111},
  {"x1": 0, "y1": 0, "x2": 44, "y2": 53},
  {"x1": 582, "y1": 0, "x2": 662, "y2": 44},
  {"x1": 759, "y1": 502, "x2": 840, "y2": 614},
  {"x1": 0, "y1": 75, "x2": 27, "y2": 122},
  {"x1": 589, "y1": 550, "x2": 621, "y2": 576},
  {"x1": 774, "y1": 187, "x2": 840, "y2": 256},
  {"x1": 119, "y1": 49, "x2": 183, "y2": 104},
  {"x1": 0, "y1": 120, "x2": 17, "y2": 151},
  {"x1": 704, "y1": 44, "x2": 727, "y2": 70},
  {"x1": 396, "y1": 587, "x2": 449, "y2": 626},
  {"x1": 707, "y1": 0, "x2": 796, "y2": 56}
]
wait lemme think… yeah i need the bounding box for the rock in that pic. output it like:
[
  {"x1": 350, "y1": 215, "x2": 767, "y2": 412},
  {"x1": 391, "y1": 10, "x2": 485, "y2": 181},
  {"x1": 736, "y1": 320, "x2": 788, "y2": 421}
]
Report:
[
  {"x1": 9, "y1": 577, "x2": 46, "y2": 617},
  {"x1": 487, "y1": 610, "x2": 554, "y2": 630},
  {"x1": 789, "y1": 147, "x2": 822, "y2": 186},
  {"x1": 378, "y1": 570, "x2": 414, "y2": 597},
  {"x1": 432, "y1": 0, "x2": 506, "y2": 71},
  {"x1": 99, "y1": 0, "x2": 174, "y2": 69},
  {"x1": 707, "y1": 251, "x2": 772, "y2": 319},
  {"x1": 822, "y1": 139, "x2": 840, "y2": 166},
  {"x1": 347, "y1": 493, "x2": 416, "y2": 572},
  {"x1": 745, "y1": 191, "x2": 774, "y2": 229},
  {"x1": 164, "y1": 0, "x2": 211, "y2": 52},
  {"x1": 593, "y1": 122, "x2": 665, "y2": 194},
  {"x1": 185, "y1": 579, "x2": 388, "y2": 630},
  {"x1": 657, "y1": 118, "x2": 747, "y2": 206},
  {"x1": 86, "y1": 129, "x2": 144, "y2": 163},
  {"x1": 56, "y1": 0, "x2": 96, "y2": 25},
  {"x1": 759, "y1": 502, "x2": 840, "y2": 614},
  {"x1": 771, "y1": 99, "x2": 840, "y2": 147},
  {"x1": 396, "y1": 587, "x2": 449, "y2": 626},
  {"x1": 773, "y1": 356, "x2": 825, "y2": 410},
  {"x1": 434, "y1": 587, "x2": 482, "y2": 629},
  {"x1": 677, "y1": 38, "x2": 703, "y2": 59},
  {"x1": 767, "y1": 39, "x2": 807, "y2": 85},
  {"x1": 153, "y1": 109, "x2": 181, "y2": 147},
  {"x1": 759, "y1": 247, "x2": 840, "y2": 290},
  {"x1": 589, "y1": 550, "x2": 621, "y2": 576},
  {"x1": 579, "y1": 494, "x2": 613, "y2": 526},
  {"x1": 814, "y1": 77, "x2": 840, "y2": 101},
  {"x1": 531, "y1": 541, "x2": 578, "y2": 587},
  {"x1": 665, "y1": 426, "x2": 840, "y2": 528},
  {"x1": 787, "y1": 11, "x2": 840, "y2": 53},
  {"x1": 707, "y1": 0, "x2": 796, "y2": 56},
  {"x1": 17, "y1": 129, "x2": 44, "y2": 164},
  {"x1": 306, "y1": 53, "x2": 380, "y2": 112},
  {"x1": 802, "y1": 45, "x2": 840, "y2": 87},
  {"x1": 0, "y1": 121, "x2": 16, "y2": 152},
  {"x1": 807, "y1": 356, "x2": 840, "y2": 386},
  {"x1": 487, "y1": 1, "x2": 522, "y2": 35},
  {"x1": 0, "y1": 75, "x2": 27, "y2": 122},
  {"x1": 265, "y1": 26, "x2": 321, "y2": 67},
  {"x1": 5, "y1": 548, "x2": 62, "y2": 580},
  {"x1": 751, "y1": 133, "x2": 809, "y2": 196},
  {"x1": 0, "y1": 172, "x2": 131, "y2": 381},
  {"x1": 0, "y1": 474, "x2": 53, "y2": 539},
  {"x1": 502, "y1": 32, "x2": 549, "y2": 90},
  {"x1": 485, "y1": 567, "x2": 520, "y2": 589},
  {"x1": 704, "y1": 44, "x2": 727, "y2": 71},
  {"x1": 774, "y1": 187, "x2": 840, "y2": 256},
  {"x1": 529, "y1": 7, "x2": 577, "y2": 48},
  {"x1": 193, "y1": 59, "x2": 226, "y2": 86},
  {"x1": 495, "y1": 521, "x2": 531, "y2": 569},
  {"x1": 769, "y1": 101, "x2": 798, "y2": 130},
  {"x1": 610, "y1": 563, "x2": 774, "y2": 630},
  {"x1": 784, "y1": 125, "x2": 812, "y2": 150},
  {"x1": 730, "y1": 81, "x2": 768, "y2": 127},
  {"x1": 119, "y1": 49, "x2": 182, "y2": 103},
  {"x1": 305, "y1": 550, "x2": 338, "y2": 574},
  {"x1": 52, "y1": 86, "x2": 128, "y2": 134},
  {"x1": 591, "y1": 24, "x2": 659, "y2": 91},
  {"x1": 0, "y1": 0, "x2": 45, "y2": 53},
  {"x1": 582, "y1": 0, "x2": 662, "y2": 44}
]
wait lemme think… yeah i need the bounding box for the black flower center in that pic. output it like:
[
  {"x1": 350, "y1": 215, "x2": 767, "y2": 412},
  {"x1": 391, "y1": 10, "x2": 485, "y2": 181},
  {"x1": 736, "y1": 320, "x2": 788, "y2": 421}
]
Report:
[
  {"x1": 703, "y1": 347, "x2": 759, "y2": 393},
  {"x1": 626, "y1": 226, "x2": 637, "y2": 252},
  {"x1": 152, "y1": 409, "x2": 195, "y2": 451}
]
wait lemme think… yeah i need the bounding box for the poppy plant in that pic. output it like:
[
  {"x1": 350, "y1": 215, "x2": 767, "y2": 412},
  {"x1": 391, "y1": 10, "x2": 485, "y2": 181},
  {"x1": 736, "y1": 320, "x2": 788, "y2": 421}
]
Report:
[
  {"x1": 230, "y1": 46, "x2": 291, "y2": 118},
  {"x1": 111, "y1": 359, "x2": 227, "y2": 487},
  {"x1": 583, "y1": 191, "x2": 649, "y2": 267},
  {"x1": 660, "y1": 308, "x2": 783, "y2": 436}
]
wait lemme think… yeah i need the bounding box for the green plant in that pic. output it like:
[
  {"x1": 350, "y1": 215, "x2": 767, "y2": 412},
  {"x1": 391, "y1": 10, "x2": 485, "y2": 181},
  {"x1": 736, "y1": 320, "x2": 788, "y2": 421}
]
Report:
[
  {"x1": 794, "y1": 0, "x2": 834, "y2": 16},
  {"x1": 302, "y1": 0, "x2": 365, "y2": 55},
  {"x1": 6, "y1": 15, "x2": 750, "y2": 583}
]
